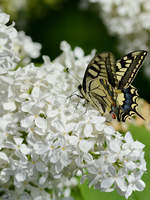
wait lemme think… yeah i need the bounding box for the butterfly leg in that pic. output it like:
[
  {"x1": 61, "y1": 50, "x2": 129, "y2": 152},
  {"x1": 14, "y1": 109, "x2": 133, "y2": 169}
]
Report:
[{"x1": 67, "y1": 91, "x2": 84, "y2": 101}]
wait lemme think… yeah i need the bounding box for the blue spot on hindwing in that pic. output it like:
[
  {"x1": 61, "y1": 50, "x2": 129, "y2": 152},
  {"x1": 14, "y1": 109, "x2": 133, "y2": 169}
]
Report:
[
  {"x1": 122, "y1": 86, "x2": 134, "y2": 112},
  {"x1": 123, "y1": 104, "x2": 131, "y2": 111}
]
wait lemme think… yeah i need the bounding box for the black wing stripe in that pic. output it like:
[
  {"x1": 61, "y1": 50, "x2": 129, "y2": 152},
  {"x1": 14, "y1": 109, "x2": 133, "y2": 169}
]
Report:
[
  {"x1": 117, "y1": 50, "x2": 147, "y2": 89},
  {"x1": 105, "y1": 53, "x2": 116, "y2": 87}
]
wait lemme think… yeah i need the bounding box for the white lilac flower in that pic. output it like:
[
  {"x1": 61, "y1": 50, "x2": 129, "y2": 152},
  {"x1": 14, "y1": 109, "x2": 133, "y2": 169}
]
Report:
[
  {"x1": 89, "y1": 0, "x2": 150, "y2": 51},
  {"x1": 0, "y1": 10, "x2": 19, "y2": 73},
  {"x1": 0, "y1": 12, "x2": 146, "y2": 198},
  {"x1": 89, "y1": 0, "x2": 150, "y2": 76},
  {"x1": 81, "y1": 132, "x2": 146, "y2": 198},
  {"x1": 0, "y1": 10, "x2": 41, "y2": 74},
  {"x1": 14, "y1": 31, "x2": 41, "y2": 60}
]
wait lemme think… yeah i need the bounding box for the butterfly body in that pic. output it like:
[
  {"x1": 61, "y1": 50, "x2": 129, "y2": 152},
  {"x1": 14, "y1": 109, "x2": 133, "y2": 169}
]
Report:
[{"x1": 78, "y1": 50, "x2": 147, "y2": 122}]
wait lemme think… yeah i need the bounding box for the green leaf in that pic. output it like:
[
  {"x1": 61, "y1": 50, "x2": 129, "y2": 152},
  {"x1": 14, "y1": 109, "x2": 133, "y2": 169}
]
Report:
[{"x1": 71, "y1": 185, "x2": 85, "y2": 200}]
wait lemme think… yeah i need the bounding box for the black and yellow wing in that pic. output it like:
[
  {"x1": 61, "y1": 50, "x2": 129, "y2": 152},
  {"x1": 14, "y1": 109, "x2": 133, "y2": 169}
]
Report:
[
  {"x1": 78, "y1": 52, "x2": 116, "y2": 114},
  {"x1": 88, "y1": 78, "x2": 115, "y2": 114},
  {"x1": 115, "y1": 50, "x2": 147, "y2": 89},
  {"x1": 115, "y1": 86, "x2": 144, "y2": 122},
  {"x1": 82, "y1": 52, "x2": 116, "y2": 93},
  {"x1": 112, "y1": 50, "x2": 147, "y2": 121}
]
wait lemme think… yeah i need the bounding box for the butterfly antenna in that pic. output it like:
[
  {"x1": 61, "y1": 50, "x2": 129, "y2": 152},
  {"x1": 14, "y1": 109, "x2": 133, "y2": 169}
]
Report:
[{"x1": 64, "y1": 67, "x2": 81, "y2": 85}]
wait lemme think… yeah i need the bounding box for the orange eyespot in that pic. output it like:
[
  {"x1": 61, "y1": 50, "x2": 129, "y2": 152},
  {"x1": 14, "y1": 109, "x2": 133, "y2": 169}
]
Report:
[{"x1": 112, "y1": 113, "x2": 116, "y2": 119}]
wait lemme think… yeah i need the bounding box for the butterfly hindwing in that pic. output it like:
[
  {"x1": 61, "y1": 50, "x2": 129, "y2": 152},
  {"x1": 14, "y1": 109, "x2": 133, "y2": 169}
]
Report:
[{"x1": 117, "y1": 86, "x2": 144, "y2": 122}]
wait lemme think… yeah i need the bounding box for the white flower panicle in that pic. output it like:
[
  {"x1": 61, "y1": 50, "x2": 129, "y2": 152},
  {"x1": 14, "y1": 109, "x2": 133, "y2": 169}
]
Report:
[
  {"x1": 89, "y1": 0, "x2": 150, "y2": 76},
  {"x1": 14, "y1": 31, "x2": 41, "y2": 61},
  {"x1": 0, "y1": 10, "x2": 19, "y2": 74},
  {"x1": 0, "y1": 11, "x2": 146, "y2": 200},
  {"x1": 81, "y1": 131, "x2": 146, "y2": 199},
  {"x1": 0, "y1": 9, "x2": 41, "y2": 74}
]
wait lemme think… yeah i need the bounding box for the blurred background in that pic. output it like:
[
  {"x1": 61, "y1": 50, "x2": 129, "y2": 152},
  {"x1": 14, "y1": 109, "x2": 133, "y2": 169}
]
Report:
[{"x1": 1, "y1": 0, "x2": 150, "y2": 102}]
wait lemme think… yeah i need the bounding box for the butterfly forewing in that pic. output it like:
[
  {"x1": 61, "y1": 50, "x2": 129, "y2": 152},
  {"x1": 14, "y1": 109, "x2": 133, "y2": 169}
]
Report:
[
  {"x1": 115, "y1": 50, "x2": 147, "y2": 89},
  {"x1": 89, "y1": 78, "x2": 115, "y2": 113},
  {"x1": 82, "y1": 52, "x2": 116, "y2": 93}
]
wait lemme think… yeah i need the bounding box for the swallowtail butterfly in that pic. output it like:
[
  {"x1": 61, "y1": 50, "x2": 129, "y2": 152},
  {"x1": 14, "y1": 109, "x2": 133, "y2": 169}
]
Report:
[{"x1": 78, "y1": 50, "x2": 147, "y2": 122}]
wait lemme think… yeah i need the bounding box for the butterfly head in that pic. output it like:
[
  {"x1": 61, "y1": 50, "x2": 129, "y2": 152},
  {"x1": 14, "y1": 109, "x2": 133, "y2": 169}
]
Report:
[
  {"x1": 78, "y1": 84, "x2": 84, "y2": 96},
  {"x1": 78, "y1": 84, "x2": 82, "y2": 92},
  {"x1": 110, "y1": 102, "x2": 120, "y2": 121},
  {"x1": 111, "y1": 112, "x2": 116, "y2": 120},
  {"x1": 78, "y1": 84, "x2": 87, "y2": 100}
]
